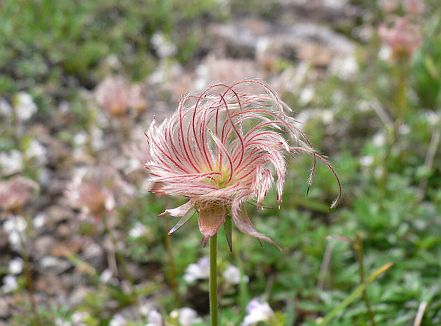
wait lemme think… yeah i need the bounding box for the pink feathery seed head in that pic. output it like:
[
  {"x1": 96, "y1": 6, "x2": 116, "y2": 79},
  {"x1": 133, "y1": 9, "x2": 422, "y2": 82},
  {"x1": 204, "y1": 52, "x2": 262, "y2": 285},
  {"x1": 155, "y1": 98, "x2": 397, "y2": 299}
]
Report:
[
  {"x1": 404, "y1": 0, "x2": 424, "y2": 16},
  {"x1": 378, "y1": 0, "x2": 400, "y2": 13},
  {"x1": 379, "y1": 16, "x2": 422, "y2": 61},
  {"x1": 144, "y1": 79, "x2": 341, "y2": 247},
  {"x1": 95, "y1": 76, "x2": 147, "y2": 118},
  {"x1": 65, "y1": 166, "x2": 133, "y2": 219},
  {"x1": 0, "y1": 176, "x2": 39, "y2": 214}
]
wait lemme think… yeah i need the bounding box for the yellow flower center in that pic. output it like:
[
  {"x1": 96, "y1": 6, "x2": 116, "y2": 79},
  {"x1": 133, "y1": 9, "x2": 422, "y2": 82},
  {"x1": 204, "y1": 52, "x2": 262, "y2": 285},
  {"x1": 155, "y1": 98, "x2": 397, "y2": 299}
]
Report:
[{"x1": 202, "y1": 165, "x2": 234, "y2": 189}]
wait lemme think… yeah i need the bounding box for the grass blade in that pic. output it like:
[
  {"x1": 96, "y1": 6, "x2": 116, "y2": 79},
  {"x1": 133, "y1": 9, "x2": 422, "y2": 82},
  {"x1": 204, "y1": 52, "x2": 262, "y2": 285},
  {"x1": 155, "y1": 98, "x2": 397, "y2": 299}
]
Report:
[{"x1": 318, "y1": 262, "x2": 394, "y2": 326}]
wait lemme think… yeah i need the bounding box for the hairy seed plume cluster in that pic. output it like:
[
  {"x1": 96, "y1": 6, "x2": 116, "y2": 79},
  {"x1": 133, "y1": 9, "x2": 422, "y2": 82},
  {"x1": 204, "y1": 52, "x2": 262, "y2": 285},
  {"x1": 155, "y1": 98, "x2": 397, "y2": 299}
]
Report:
[{"x1": 145, "y1": 80, "x2": 340, "y2": 247}]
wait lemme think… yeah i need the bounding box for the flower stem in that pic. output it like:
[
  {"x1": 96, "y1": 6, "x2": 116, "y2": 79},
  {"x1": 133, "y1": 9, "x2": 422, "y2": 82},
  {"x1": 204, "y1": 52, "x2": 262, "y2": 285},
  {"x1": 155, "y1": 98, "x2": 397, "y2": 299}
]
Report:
[
  {"x1": 419, "y1": 120, "x2": 441, "y2": 195},
  {"x1": 209, "y1": 234, "x2": 218, "y2": 326},
  {"x1": 395, "y1": 61, "x2": 408, "y2": 122},
  {"x1": 23, "y1": 248, "x2": 42, "y2": 326},
  {"x1": 103, "y1": 215, "x2": 132, "y2": 284},
  {"x1": 354, "y1": 235, "x2": 376, "y2": 326},
  {"x1": 18, "y1": 216, "x2": 42, "y2": 326}
]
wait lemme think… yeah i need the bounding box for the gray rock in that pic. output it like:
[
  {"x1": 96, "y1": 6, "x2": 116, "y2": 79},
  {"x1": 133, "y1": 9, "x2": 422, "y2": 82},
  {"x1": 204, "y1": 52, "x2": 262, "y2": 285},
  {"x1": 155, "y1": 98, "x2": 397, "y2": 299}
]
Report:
[
  {"x1": 280, "y1": 0, "x2": 359, "y2": 23},
  {"x1": 0, "y1": 297, "x2": 9, "y2": 318},
  {"x1": 39, "y1": 256, "x2": 71, "y2": 274},
  {"x1": 210, "y1": 18, "x2": 271, "y2": 58},
  {"x1": 0, "y1": 228, "x2": 9, "y2": 251},
  {"x1": 257, "y1": 22, "x2": 354, "y2": 66},
  {"x1": 69, "y1": 286, "x2": 91, "y2": 306},
  {"x1": 34, "y1": 235, "x2": 54, "y2": 258},
  {"x1": 210, "y1": 18, "x2": 354, "y2": 67},
  {"x1": 82, "y1": 241, "x2": 105, "y2": 269},
  {"x1": 46, "y1": 205, "x2": 72, "y2": 224}
]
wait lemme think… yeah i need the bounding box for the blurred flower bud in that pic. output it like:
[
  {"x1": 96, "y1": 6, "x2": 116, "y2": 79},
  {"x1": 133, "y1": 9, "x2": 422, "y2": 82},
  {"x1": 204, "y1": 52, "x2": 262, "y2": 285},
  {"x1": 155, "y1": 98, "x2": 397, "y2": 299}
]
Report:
[
  {"x1": 0, "y1": 176, "x2": 38, "y2": 214},
  {"x1": 66, "y1": 166, "x2": 133, "y2": 219},
  {"x1": 404, "y1": 0, "x2": 424, "y2": 16},
  {"x1": 378, "y1": 0, "x2": 399, "y2": 13},
  {"x1": 379, "y1": 17, "x2": 422, "y2": 60},
  {"x1": 95, "y1": 77, "x2": 147, "y2": 118}
]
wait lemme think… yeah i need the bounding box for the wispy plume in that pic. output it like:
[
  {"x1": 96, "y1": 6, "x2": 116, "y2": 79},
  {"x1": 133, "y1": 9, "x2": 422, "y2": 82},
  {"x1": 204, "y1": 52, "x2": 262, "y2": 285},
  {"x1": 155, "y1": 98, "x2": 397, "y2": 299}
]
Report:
[{"x1": 145, "y1": 80, "x2": 340, "y2": 246}]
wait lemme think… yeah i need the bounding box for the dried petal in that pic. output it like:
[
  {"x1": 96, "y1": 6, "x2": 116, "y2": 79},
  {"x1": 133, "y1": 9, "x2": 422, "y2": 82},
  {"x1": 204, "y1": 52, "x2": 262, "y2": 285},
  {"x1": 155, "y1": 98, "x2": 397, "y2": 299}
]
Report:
[
  {"x1": 198, "y1": 204, "x2": 226, "y2": 245},
  {"x1": 161, "y1": 201, "x2": 194, "y2": 217},
  {"x1": 232, "y1": 206, "x2": 281, "y2": 251}
]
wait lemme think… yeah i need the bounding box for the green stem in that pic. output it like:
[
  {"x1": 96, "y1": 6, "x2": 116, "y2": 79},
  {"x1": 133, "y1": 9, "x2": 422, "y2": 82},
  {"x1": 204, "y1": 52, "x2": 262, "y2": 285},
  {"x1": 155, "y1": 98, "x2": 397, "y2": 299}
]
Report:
[
  {"x1": 209, "y1": 234, "x2": 218, "y2": 326},
  {"x1": 354, "y1": 235, "x2": 376, "y2": 326},
  {"x1": 380, "y1": 61, "x2": 408, "y2": 193},
  {"x1": 396, "y1": 64, "x2": 407, "y2": 122},
  {"x1": 18, "y1": 217, "x2": 41, "y2": 326},
  {"x1": 379, "y1": 124, "x2": 397, "y2": 194},
  {"x1": 103, "y1": 215, "x2": 133, "y2": 284},
  {"x1": 12, "y1": 101, "x2": 21, "y2": 146}
]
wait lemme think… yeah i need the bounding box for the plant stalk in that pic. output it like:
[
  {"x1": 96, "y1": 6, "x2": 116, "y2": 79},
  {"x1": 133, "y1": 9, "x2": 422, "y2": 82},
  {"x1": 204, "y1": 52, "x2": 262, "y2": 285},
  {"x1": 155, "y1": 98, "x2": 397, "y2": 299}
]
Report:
[
  {"x1": 103, "y1": 215, "x2": 132, "y2": 284},
  {"x1": 354, "y1": 235, "x2": 376, "y2": 326},
  {"x1": 395, "y1": 62, "x2": 408, "y2": 122},
  {"x1": 209, "y1": 234, "x2": 219, "y2": 326},
  {"x1": 18, "y1": 217, "x2": 42, "y2": 326},
  {"x1": 380, "y1": 59, "x2": 409, "y2": 192}
]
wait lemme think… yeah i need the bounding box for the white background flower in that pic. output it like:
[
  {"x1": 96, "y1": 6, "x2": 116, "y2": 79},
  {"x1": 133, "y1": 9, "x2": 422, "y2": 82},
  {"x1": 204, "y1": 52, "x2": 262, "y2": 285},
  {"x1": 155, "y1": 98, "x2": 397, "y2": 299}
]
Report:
[
  {"x1": 3, "y1": 215, "x2": 27, "y2": 250},
  {"x1": 146, "y1": 310, "x2": 163, "y2": 326},
  {"x1": 14, "y1": 92, "x2": 37, "y2": 121},
  {"x1": 8, "y1": 257, "x2": 24, "y2": 275},
  {"x1": 170, "y1": 307, "x2": 201, "y2": 326},
  {"x1": 0, "y1": 150, "x2": 23, "y2": 176},
  {"x1": 1, "y1": 275, "x2": 19, "y2": 293},
  {"x1": 223, "y1": 265, "x2": 247, "y2": 285},
  {"x1": 241, "y1": 298, "x2": 275, "y2": 326},
  {"x1": 183, "y1": 257, "x2": 209, "y2": 283},
  {"x1": 26, "y1": 140, "x2": 47, "y2": 165}
]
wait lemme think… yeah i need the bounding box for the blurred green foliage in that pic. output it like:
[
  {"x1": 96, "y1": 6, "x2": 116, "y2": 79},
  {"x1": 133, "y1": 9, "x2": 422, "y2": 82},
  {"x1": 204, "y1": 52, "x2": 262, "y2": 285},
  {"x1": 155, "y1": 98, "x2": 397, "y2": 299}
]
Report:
[
  {"x1": 0, "y1": 0, "x2": 220, "y2": 95},
  {"x1": 413, "y1": 17, "x2": 441, "y2": 109}
]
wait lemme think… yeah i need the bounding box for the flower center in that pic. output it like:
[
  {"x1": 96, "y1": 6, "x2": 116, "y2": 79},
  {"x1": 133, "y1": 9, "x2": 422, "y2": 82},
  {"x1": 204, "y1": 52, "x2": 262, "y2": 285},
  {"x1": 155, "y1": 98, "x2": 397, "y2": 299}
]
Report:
[
  {"x1": 213, "y1": 169, "x2": 231, "y2": 188},
  {"x1": 202, "y1": 166, "x2": 234, "y2": 189}
]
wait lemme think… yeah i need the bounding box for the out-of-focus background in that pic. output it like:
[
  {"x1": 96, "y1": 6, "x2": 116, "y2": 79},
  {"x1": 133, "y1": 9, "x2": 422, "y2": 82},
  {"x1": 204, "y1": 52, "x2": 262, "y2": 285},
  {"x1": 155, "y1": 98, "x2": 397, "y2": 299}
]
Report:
[{"x1": 0, "y1": 0, "x2": 440, "y2": 325}]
